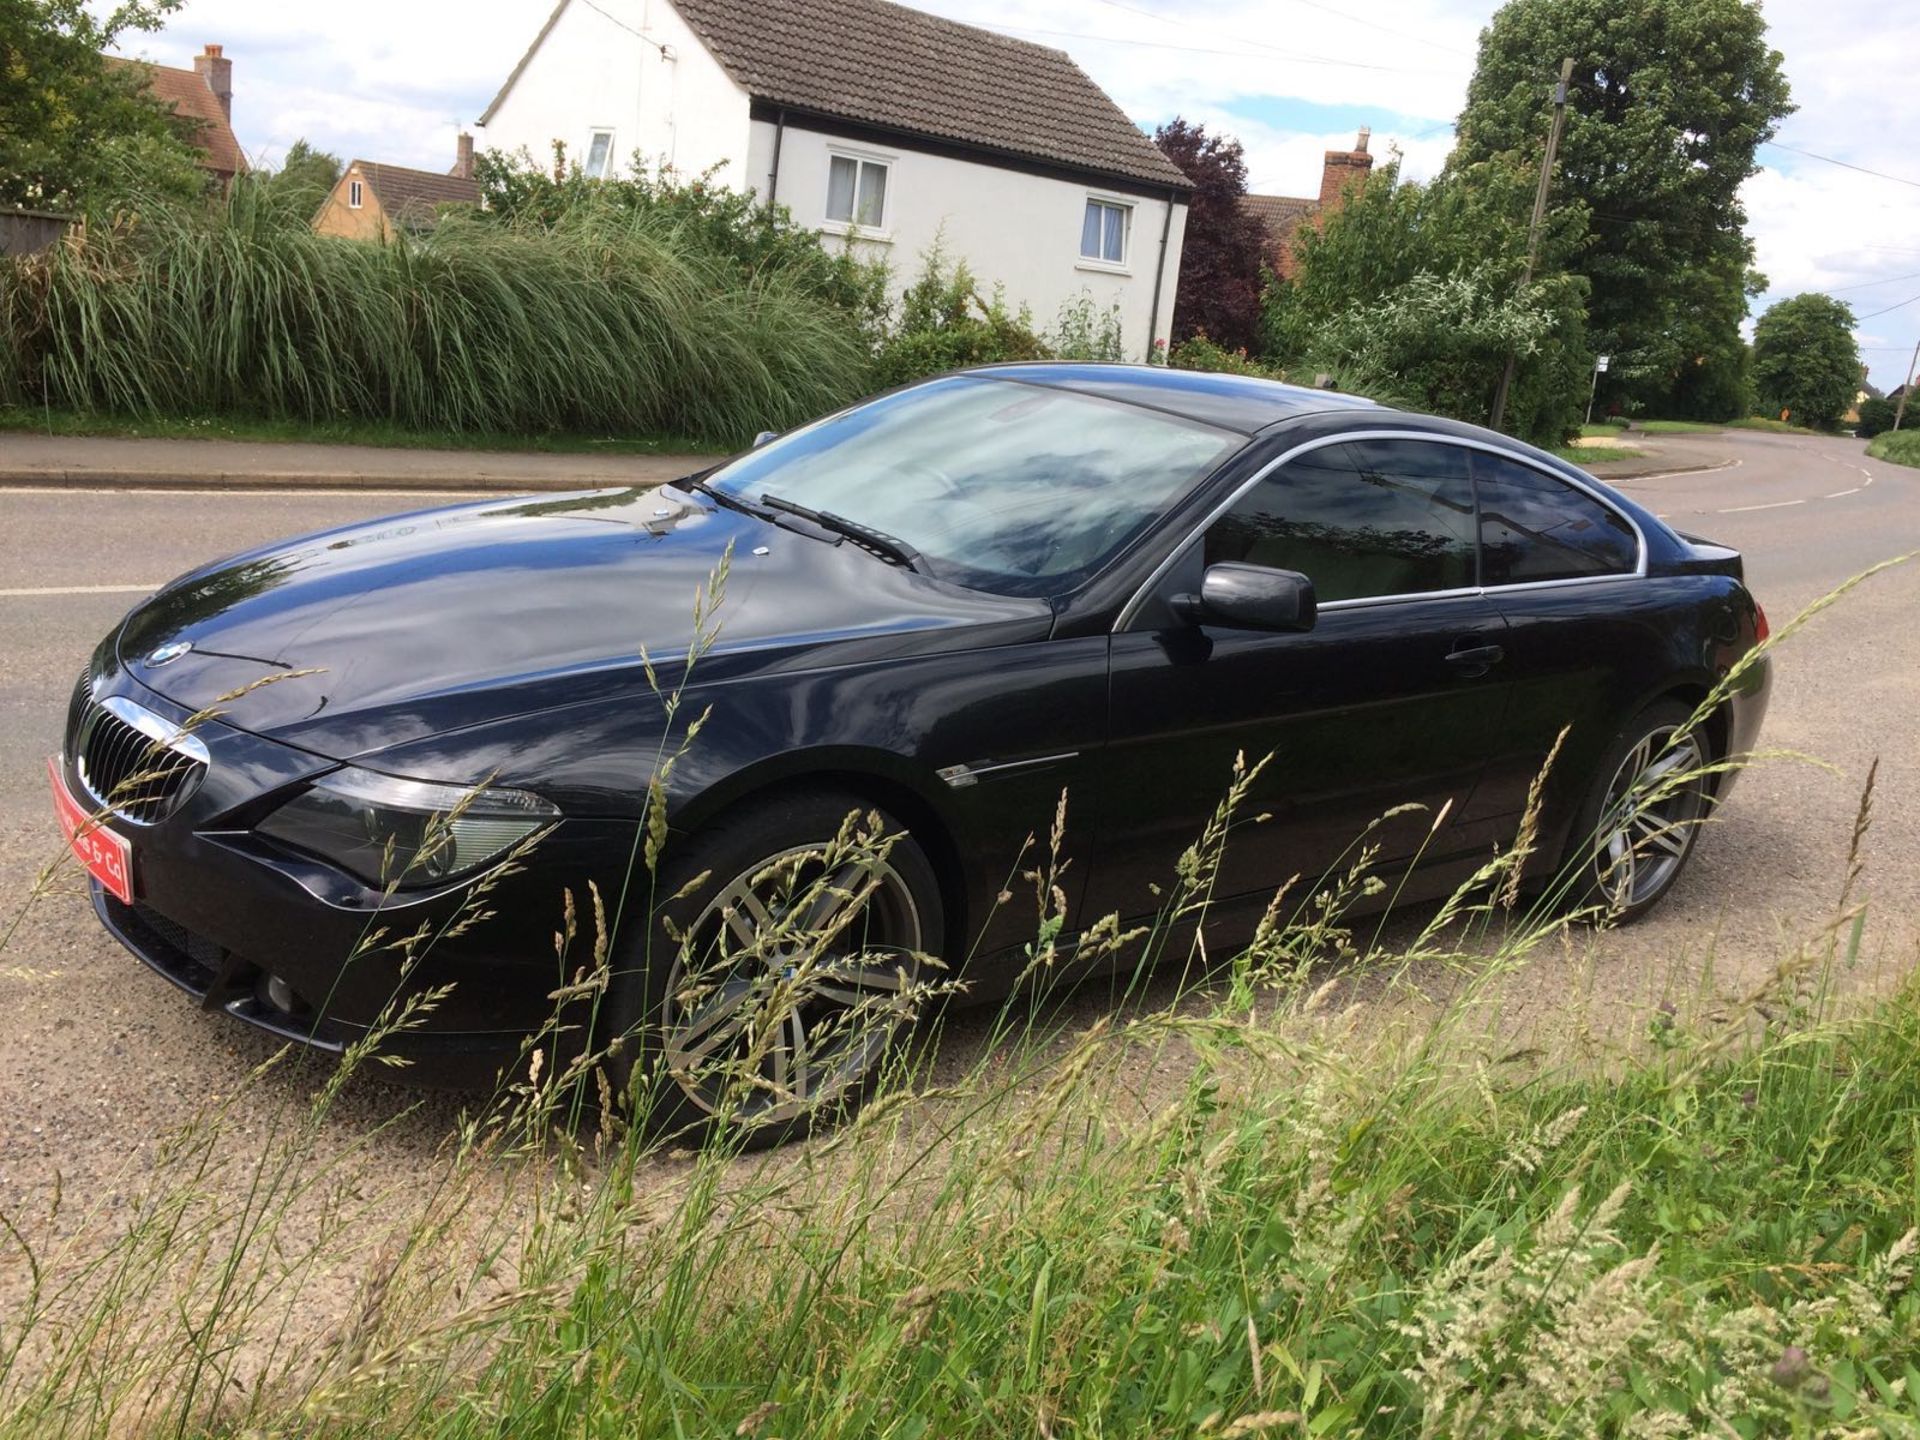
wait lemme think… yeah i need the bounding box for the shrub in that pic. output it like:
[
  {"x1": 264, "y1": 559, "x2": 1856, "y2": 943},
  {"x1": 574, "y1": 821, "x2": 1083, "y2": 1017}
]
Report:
[
  {"x1": 1047, "y1": 292, "x2": 1125, "y2": 361},
  {"x1": 1855, "y1": 395, "x2": 1897, "y2": 438},
  {"x1": 476, "y1": 147, "x2": 892, "y2": 347},
  {"x1": 1166, "y1": 333, "x2": 1284, "y2": 379},
  {"x1": 869, "y1": 248, "x2": 1048, "y2": 389}
]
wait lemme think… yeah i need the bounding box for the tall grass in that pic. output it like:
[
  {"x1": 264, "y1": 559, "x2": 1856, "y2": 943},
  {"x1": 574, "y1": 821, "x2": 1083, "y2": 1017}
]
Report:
[
  {"x1": 0, "y1": 182, "x2": 873, "y2": 448},
  {"x1": 3, "y1": 563, "x2": 1916, "y2": 1438}
]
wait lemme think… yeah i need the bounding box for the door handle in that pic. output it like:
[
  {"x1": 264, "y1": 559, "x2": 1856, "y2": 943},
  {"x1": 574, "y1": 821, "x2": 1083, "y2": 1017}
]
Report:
[{"x1": 1445, "y1": 643, "x2": 1506, "y2": 671}]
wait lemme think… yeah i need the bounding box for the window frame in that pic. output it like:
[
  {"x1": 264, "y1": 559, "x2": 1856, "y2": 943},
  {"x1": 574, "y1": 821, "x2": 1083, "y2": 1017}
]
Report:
[
  {"x1": 1470, "y1": 447, "x2": 1641, "y2": 588},
  {"x1": 585, "y1": 128, "x2": 616, "y2": 180},
  {"x1": 822, "y1": 148, "x2": 893, "y2": 236},
  {"x1": 1079, "y1": 195, "x2": 1133, "y2": 271},
  {"x1": 1116, "y1": 430, "x2": 1648, "y2": 632},
  {"x1": 347, "y1": 178, "x2": 363, "y2": 209}
]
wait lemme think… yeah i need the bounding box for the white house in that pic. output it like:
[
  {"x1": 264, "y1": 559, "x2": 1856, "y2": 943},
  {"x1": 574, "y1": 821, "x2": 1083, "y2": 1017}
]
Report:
[{"x1": 476, "y1": 0, "x2": 1192, "y2": 357}]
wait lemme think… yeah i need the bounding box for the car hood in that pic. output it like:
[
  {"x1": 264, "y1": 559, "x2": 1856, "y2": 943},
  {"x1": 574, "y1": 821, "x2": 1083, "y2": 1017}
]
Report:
[{"x1": 112, "y1": 485, "x2": 1050, "y2": 758}]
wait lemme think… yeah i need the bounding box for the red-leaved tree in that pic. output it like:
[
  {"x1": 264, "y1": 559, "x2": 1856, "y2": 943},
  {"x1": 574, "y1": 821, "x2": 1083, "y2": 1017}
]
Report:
[{"x1": 1153, "y1": 118, "x2": 1271, "y2": 354}]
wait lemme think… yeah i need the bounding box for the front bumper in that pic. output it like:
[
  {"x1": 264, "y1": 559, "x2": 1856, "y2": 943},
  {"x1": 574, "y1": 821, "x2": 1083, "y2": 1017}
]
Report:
[{"x1": 67, "y1": 689, "x2": 641, "y2": 1088}]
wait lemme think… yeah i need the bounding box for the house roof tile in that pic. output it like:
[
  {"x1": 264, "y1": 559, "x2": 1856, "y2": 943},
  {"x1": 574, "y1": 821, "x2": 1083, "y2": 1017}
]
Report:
[
  {"x1": 350, "y1": 162, "x2": 481, "y2": 230},
  {"x1": 106, "y1": 57, "x2": 247, "y2": 177},
  {"x1": 1242, "y1": 193, "x2": 1316, "y2": 240},
  {"x1": 485, "y1": 0, "x2": 1189, "y2": 193}
]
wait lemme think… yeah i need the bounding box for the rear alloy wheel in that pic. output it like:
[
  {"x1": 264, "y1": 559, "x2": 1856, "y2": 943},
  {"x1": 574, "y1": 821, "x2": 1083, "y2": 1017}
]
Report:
[
  {"x1": 609, "y1": 789, "x2": 943, "y2": 1148},
  {"x1": 1575, "y1": 702, "x2": 1712, "y2": 922}
]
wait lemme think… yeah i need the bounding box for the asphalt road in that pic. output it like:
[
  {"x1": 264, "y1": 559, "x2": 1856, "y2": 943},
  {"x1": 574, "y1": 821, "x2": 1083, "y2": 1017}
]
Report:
[{"x1": 0, "y1": 431, "x2": 1916, "y2": 1295}]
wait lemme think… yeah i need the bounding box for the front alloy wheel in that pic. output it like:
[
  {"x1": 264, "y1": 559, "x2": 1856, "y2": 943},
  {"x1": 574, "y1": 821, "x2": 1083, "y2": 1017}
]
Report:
[{"x1": 663, "y1": 842, "x2": 926, "y2": 1130}]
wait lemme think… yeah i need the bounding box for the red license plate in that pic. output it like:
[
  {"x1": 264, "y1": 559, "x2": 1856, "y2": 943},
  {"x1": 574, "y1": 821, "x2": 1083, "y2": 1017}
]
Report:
[{"x1": 49, "y1": 755, "x2": 133, "y2": 904}]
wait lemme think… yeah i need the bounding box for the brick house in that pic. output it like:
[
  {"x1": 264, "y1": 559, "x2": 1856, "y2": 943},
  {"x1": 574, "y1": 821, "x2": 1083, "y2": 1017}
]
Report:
[
  {"x1": 104, "y1": 44, "x2": 246, "y2": 184},
  {"x1": 1244, "y1": 128, "x2": 1374, "y2": 279},
  {"x1": 312, "y1": 136, "x2": 481, "y2": 241}
]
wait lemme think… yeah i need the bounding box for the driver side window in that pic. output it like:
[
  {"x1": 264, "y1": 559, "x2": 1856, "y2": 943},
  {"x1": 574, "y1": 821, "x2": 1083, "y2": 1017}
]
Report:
[{"x1": 1205, "y1": 439, "x2": 1476, "y2": 603}]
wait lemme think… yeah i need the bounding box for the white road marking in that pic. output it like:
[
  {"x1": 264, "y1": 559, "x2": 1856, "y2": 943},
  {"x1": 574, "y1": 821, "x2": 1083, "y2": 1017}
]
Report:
[
  {"x1": 1718, "y1": 499, "x2": 1805, "y2": 514},
  {"x1": 0, "y1": 584, "x2": 159, "y2": 597},
  {"x1": 1826, "y1": 488, "x2": 1861, "y2": 498}
]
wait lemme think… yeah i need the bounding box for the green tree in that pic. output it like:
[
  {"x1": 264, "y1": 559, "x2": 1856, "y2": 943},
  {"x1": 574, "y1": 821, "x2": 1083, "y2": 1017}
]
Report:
[
  {"x1": 0, "y1": 0, "x2": 206, "y2": 211},
  {"x1": 1750, "y1": 293, "x2": 1860, "y2": 431},
  {"x1": 262, "y1": 138, "x2": 341, "y2": 218},
  {"x1": 1658, "y1": 257, "x2": 1762, "y2": 421},
  {"x1": 1152, "y1": 117, "x2": 1269, "y2": 354},
  {"x1": 1450, "y1": 0, "x2": 1792, "y2": 414},
  {"x1": 1263, "y1": 157, "x2": 1591, "y2": 447}
]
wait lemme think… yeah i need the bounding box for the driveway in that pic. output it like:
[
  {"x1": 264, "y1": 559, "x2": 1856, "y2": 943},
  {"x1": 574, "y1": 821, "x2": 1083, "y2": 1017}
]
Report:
[{"x1": 0, "y1": 429, "x2": 1915, "y2": 1337}]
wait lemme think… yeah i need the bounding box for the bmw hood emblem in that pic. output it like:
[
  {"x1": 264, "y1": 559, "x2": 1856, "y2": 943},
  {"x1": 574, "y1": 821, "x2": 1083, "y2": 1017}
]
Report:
[{"x1": 145, "y1": 640, "x2": 193, "y2": 667}]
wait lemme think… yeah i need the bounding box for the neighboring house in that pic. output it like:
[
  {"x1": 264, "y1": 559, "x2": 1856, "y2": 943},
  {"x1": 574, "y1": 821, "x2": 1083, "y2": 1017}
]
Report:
[
  {"x1": 1244, "y1": 128, "x2": 1375, "y2": 279},
  {"x1": 312, "y1": 136, "x2": 480, "y2": 241},
  {"x1": 475, "y1": 0, "x2": 1192, "y2": 355},
  {"x1": 104, "y1": 43, "x2": 246, "y2": 184}
]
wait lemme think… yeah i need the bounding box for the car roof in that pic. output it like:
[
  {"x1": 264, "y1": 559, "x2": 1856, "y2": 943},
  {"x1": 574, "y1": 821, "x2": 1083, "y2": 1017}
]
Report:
[{"x1": 966, "y1": 362, "x2": 1378, "y2": 434}]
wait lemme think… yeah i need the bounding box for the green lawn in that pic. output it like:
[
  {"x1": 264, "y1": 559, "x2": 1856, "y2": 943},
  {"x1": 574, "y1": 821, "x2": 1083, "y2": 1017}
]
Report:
[
  {"x1": 1632, "y1": 418, "x2": 1726, "y2": 434},
  {"x1": 1553, "y1": 444, "x2": 1648, "y2": 464},
  {"x1": 0, "y1": 405, "x2": 708, "y2": 456}
]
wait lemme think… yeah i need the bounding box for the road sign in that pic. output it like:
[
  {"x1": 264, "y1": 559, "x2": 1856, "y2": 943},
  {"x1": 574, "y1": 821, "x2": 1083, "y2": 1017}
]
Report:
[{"x1": 1595, "y1": 355, "x2": 1611, "y2": 373}]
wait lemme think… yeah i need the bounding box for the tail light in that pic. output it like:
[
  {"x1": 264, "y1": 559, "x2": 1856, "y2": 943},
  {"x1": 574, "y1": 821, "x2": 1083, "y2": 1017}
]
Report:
[{"x1": 1754, "y1": 602, "x2": 1770, "y2": 644}]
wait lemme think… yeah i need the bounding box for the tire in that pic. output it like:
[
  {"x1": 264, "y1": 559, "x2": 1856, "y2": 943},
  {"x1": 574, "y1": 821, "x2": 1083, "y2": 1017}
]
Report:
[
  {"x1": 602, "y1": 787, "x2": 944, "y2": 1150},
  {"x1": 1559, "y1": 699, "x2": 1714, "y2": 924}
]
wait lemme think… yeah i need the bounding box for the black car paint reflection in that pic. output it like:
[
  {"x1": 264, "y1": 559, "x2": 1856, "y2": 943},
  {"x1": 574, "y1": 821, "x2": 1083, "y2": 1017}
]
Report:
[{"x1": 63, "y1": 365, "x2": 1769, "y2": 1081}]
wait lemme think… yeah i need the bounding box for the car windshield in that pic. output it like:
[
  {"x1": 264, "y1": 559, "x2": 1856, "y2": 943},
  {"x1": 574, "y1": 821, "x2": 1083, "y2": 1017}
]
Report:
[{"x1": 705, "y1": 375, "x2": 1242, "y2": 596}]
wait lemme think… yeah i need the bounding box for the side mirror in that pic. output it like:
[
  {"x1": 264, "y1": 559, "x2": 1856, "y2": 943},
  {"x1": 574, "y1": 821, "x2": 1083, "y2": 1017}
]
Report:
[
  {"x1": 752, "y1": 430, "x2": 779, "y2": 449},
  {"x1": 1172, "y1": 563, "x2": 1316, "y2": 632}
]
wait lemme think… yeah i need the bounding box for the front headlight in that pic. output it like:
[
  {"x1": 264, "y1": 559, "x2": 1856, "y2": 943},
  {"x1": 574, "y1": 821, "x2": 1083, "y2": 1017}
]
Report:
[{"x1": 257, "y1": 767, "x2": 559, "y2": 887}]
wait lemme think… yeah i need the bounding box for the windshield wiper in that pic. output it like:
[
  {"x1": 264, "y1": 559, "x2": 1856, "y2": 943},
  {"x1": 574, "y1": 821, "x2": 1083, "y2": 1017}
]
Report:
[
  {"x1": 758, "y1": 495, "x2": 925, "y2": 573},
  {"x1": 686, "y1": 475, "x2": 769, "y2": 519}
]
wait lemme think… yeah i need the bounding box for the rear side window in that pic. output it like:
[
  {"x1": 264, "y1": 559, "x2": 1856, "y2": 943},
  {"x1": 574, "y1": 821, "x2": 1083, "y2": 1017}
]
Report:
[
  {"x1": 1205, "y1": 439, "x2": 1475, "y2": 603},
  {"x1": 1474, "y1": 453, "x2": 1638, "y2": 585}
]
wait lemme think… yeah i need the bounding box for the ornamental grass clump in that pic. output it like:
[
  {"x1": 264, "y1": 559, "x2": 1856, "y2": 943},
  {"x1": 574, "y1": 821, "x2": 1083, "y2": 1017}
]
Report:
[{"x1": 0, "y1": 178, "x2": 872, "y2": 448}]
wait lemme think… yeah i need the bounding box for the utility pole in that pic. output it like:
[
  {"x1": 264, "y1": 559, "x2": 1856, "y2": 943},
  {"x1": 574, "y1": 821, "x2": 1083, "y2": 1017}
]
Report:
[
  {"x1": 1489, "y1": 55, "x2": 1575, "y2": 434},
  {"x1": 1894, "y1": 338, "x2": 1920, "y2": 431}
]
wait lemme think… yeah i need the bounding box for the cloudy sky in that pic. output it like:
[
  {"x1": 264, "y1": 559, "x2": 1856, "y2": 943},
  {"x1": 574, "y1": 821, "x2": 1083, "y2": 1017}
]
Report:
[{"x1": 114, "y1": 0, "x2": 1920, "y2": 391}]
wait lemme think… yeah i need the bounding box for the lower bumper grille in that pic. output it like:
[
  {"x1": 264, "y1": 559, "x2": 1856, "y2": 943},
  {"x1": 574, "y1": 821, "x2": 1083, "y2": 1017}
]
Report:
[{"x1": 98, "y1": 894, "x2": 345, "y2": 1054}]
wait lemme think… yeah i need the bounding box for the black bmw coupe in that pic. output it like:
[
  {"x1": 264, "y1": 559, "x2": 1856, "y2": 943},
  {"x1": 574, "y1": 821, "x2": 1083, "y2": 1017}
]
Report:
[{"x1": 55, "y1": 366, "x2": 1768, "y2": 1137}]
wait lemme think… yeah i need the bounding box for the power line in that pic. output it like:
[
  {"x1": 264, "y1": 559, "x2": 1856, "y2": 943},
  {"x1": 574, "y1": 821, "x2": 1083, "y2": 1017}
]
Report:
[
  {"x1": 1763, "y1": 141, "x2": 1920, "y2": 191},
  {"x1": 1857, "y1": 291, "x2": 1920, "y2": 322},
  {"x1": 1081, "y1": 0, "x2": 1471, "y2": 59},
  {"x1": 1826, "y1": 270, "x2": 1920, "y2": 294},
  {"x1": 993, "y1": 23, "x2": 1421, "y2": 69}
]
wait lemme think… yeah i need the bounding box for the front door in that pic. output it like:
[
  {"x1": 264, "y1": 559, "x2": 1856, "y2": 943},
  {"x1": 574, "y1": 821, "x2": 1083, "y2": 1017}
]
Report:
[{"x1": 1084, "y1": 436, "x2": 1514, "y2": 932}]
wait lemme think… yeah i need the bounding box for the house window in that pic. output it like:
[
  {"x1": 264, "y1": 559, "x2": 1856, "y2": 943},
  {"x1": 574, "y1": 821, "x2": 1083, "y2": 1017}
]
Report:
[
  {"x1": 585, "y1": 129, "x2": 615, "y2": 179},
  {"x1": 1081, "y1": 198, "x2": 1130, "y2": 265},
  {"x1": 826, "y1": 154, "x2": 889, "y2": 229},
  {"x1": 348, "y1": 179, "x2": 363, "y2": 209}
]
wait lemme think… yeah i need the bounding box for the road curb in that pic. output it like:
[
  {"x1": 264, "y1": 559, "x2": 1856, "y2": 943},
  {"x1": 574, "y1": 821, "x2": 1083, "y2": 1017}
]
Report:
[
  {"x1": 0, "y1": 468, "x2": 684, "y2": 493},
  {"x1": 1578, "y1": 459, "x2": 1729, "y2": 483}
]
